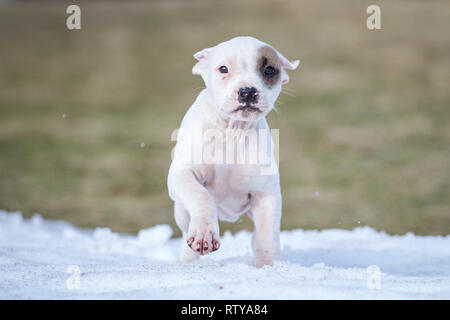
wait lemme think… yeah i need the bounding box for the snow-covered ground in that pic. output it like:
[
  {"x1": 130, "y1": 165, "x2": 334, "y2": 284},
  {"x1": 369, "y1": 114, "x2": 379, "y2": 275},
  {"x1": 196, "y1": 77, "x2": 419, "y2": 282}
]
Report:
[{"x1": 0, "y1": 210, "x2": 449, "y2": 299}]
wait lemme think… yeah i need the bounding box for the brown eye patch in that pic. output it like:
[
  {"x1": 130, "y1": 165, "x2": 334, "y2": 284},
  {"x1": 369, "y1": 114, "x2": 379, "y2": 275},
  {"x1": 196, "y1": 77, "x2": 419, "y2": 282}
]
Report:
[{"x1": 257, "y1": 46, "x2": 281, "y2": 87}]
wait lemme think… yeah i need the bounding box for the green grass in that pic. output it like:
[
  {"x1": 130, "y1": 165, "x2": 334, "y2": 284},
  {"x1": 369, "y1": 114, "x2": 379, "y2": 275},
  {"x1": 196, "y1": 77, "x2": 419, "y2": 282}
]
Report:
[{"x1": 0, "y1": 0, "x2": 449, "y2": 236}]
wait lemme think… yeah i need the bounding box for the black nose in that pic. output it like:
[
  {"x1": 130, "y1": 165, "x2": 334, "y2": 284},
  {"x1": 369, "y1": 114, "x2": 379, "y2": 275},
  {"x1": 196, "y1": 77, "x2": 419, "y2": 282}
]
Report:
[{"x1": 238, "y1": 87, "x2": 258, "y2": 104}]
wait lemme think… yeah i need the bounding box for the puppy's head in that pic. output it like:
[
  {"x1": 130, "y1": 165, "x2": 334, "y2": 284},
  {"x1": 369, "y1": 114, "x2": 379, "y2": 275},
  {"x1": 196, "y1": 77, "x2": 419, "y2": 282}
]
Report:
[{"x1": 192, "y1": 36, "x2": 299, "y2": 121}]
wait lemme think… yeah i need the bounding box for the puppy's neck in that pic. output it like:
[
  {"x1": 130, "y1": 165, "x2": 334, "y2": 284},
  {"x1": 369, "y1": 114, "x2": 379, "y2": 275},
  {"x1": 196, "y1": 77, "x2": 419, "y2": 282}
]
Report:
[{"x1": 199, "y1": 89, "x2": 262, "y2": 131}]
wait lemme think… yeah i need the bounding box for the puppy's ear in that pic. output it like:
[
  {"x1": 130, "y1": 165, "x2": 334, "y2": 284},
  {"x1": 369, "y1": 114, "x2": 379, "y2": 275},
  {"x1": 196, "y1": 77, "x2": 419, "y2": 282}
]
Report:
[
  {"x1": 192, "y1": 47, "x2": 212, "y2": 77},
  {"x1": 275, "y1": 50, "x2": 300, "y2": 85}
]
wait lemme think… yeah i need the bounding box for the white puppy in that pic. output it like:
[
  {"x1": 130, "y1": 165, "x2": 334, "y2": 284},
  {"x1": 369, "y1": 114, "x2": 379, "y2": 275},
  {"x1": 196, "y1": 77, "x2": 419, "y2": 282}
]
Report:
[{"x1": 168, "y1": 36, "x2": 299, "y2": 267}]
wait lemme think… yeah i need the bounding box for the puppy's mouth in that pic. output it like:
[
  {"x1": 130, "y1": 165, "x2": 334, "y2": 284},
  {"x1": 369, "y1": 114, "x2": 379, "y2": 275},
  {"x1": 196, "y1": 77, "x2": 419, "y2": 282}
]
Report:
[{"x1": 232, "y1": 104, "x2": 262, "y2": 113}]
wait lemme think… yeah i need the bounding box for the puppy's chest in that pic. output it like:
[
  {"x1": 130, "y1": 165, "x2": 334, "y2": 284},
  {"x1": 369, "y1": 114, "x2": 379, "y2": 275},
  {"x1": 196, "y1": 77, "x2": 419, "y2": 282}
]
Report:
[{"x1": 204, "y1": 165, "x2": 255, "y2": 218}]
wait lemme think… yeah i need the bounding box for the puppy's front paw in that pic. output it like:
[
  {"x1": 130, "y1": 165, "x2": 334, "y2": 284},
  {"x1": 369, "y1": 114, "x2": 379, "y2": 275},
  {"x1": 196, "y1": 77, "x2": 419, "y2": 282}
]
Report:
[{"x1": 186, "y1": 221, "x2": 220, "y2": 255}]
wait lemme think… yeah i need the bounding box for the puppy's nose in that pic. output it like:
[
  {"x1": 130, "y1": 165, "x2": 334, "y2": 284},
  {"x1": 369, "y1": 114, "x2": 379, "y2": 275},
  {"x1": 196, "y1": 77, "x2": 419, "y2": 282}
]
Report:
[{"x1": 238, "y1": 87, "x2": 258, "y2": 104}]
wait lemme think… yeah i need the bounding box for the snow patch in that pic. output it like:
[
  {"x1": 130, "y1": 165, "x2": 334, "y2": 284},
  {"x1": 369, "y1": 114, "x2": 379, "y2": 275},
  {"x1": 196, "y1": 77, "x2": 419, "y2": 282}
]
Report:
[{"x1": 0, "y1": 210, "x2": 449, "y2": 299}]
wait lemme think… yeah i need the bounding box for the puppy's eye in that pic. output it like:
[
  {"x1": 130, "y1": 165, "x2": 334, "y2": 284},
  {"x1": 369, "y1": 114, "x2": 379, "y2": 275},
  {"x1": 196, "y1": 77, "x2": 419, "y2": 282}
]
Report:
[
  {"x1": 219, "y1": 66, "x2": 228, "y2": 73},
  {"x1": 264, "y1": 66, "x2": 276, "y2": 77}
]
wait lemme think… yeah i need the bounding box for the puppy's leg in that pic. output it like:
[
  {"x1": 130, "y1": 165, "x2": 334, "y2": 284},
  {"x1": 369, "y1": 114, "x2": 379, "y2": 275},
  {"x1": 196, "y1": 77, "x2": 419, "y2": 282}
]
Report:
[
  {"x1": 170, "y1": 168, "x2": 220, "y2": 259},
  {"x1": 250, "y1": 191, "x2": 282, "y2": 267},
  {"x1": 175, "y1": 201, "x2": 200, "y2": 262}
]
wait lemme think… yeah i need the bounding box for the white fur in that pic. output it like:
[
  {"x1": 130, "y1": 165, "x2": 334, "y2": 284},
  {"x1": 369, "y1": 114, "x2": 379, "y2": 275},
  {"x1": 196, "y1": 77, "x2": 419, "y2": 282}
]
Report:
[{"x1": 167, "y1": 36, "x2": 299, "y2": 267}]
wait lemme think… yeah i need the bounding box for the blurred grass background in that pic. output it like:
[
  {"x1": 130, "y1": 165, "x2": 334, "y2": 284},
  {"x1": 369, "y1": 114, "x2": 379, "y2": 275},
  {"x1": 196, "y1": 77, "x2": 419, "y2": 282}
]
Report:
[{"x1": 0, "y1": 0, "x2": 449, "y2": 236}]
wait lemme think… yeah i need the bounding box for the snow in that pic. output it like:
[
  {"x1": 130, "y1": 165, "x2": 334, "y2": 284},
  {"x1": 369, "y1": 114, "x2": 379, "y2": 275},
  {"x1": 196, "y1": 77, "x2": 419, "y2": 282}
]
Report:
[{"x1": 0, "y1": 210, "x2": 449, "y2": 299}]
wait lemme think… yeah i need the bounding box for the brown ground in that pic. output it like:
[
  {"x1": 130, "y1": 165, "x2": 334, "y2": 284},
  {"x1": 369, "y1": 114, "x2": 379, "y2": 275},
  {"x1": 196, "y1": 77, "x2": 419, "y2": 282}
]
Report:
[{"x1": 0, "y1": 0, "x2": 449, "y2": 236}]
